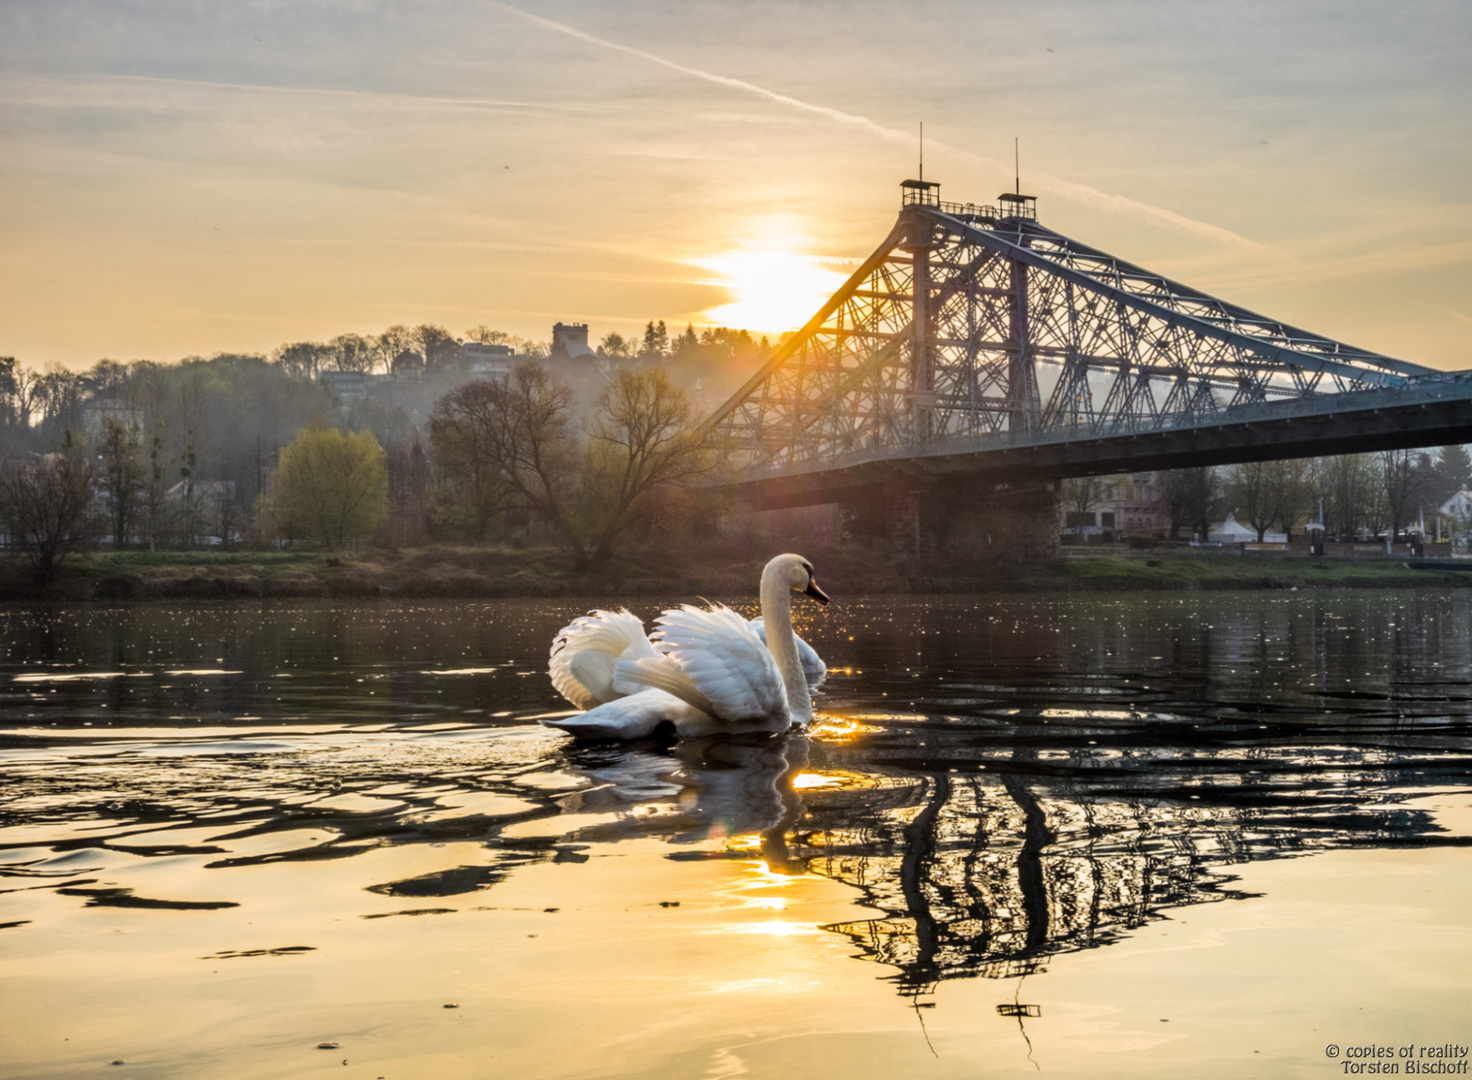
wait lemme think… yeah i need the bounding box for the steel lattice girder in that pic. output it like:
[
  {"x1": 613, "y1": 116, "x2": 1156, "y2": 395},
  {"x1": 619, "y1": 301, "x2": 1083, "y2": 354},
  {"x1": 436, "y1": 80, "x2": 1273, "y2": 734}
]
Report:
[{"x1": 703, "y1": 200, "x2": 1464, "y2": 489}]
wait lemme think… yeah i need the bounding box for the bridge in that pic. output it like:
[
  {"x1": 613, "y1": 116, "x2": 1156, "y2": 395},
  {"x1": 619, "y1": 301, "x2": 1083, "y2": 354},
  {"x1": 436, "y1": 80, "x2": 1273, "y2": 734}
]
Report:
[{"x1": 702, "y1": 180, "x2": 1472, "y2": 549}]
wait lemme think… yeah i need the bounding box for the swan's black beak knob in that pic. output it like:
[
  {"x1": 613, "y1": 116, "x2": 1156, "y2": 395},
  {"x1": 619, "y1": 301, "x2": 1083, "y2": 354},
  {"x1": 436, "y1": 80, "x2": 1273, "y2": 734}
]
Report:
[{"x1": 803, "y1": 578, "x2": 830, "y2": 605}]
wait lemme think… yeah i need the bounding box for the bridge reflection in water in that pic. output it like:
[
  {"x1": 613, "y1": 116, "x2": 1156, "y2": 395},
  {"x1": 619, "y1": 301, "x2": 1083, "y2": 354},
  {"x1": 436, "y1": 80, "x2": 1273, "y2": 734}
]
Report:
[{"x1": 562, "y1": 714, "x2": 1465, "y2": 997}]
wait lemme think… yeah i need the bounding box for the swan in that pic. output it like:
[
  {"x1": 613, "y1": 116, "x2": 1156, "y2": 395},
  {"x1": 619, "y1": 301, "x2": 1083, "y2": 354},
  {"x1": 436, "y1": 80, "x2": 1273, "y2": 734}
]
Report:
[{"x1": 542, "y1": 554, "x2": 829, "y2": 739}]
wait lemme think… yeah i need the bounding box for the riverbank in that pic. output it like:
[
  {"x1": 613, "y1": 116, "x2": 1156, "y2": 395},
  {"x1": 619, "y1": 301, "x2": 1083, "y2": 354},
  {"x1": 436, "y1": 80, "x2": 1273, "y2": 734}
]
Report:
[{"x1": 2, "y1": 544, "x2": 1469, "y2": 601}]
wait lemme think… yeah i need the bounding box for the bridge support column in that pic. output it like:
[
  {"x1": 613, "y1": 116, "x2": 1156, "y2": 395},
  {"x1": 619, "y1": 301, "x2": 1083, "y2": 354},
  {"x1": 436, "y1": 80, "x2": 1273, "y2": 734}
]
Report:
[
  {"x1": 926, "y1": 480, "x2": 1060, "y2": 563},
  {"x1": 884, "y1": 481, "x2": 923, "y2": 556}
]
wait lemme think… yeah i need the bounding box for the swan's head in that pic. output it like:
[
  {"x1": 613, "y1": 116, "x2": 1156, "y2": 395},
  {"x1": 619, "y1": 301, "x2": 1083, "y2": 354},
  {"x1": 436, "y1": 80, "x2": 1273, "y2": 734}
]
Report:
[{"x1": 765, "y1": 553, "x2": 830, "y2": 606}]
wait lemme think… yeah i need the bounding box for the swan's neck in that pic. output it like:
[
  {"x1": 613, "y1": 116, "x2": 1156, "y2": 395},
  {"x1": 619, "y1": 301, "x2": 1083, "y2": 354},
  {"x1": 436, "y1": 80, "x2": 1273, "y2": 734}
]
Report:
[{"x1": 760, "y1": 569, "x2": 811, "y2": 724}]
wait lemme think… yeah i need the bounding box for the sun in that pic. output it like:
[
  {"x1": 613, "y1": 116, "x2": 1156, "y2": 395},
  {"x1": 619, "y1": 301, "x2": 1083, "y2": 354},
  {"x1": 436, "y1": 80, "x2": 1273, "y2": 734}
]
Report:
[{"x1": 692, "y1": 249, "x2": 851, "y2": 335}]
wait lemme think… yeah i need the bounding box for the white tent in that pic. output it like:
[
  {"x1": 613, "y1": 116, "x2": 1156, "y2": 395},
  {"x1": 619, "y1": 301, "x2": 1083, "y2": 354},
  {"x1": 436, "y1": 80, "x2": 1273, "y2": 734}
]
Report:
[{"x1": 1209, "y1": 512, "x2": 1286, "y2": 544}]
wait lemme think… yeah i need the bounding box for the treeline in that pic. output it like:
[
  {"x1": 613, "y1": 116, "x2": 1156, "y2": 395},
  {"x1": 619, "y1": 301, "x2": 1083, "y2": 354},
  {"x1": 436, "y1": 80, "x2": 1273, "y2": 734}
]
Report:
[
  {"x1": 0, "y1": 314, "x2": 769, "y2": 582},
  {"x1": 1146, "y1": 447, "x2": 1472, "y2": 541}
]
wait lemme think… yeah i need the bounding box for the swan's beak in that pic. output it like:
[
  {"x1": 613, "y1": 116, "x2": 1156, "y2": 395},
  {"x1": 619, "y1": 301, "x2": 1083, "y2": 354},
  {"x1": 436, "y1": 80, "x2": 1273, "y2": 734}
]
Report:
[{"x1": 803, "y1": 578, "x2": 830, "y2": 605}]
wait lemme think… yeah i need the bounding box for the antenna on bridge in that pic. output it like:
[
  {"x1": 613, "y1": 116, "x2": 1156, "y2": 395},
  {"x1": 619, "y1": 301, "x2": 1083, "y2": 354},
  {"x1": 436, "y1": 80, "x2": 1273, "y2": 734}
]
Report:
[
  {"x1": 1014, "y1": 136, "x2": 1020, "y2": 196},
  {"x1": 919, "y1": 122, "x2": 924, "y2": 182}
]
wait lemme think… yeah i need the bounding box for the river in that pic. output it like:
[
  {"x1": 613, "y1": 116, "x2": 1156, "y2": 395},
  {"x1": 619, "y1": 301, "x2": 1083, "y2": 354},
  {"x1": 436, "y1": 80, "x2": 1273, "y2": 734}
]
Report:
[{"x1": 1, "y1": 593, "x2": 1469, "y2": 1079}]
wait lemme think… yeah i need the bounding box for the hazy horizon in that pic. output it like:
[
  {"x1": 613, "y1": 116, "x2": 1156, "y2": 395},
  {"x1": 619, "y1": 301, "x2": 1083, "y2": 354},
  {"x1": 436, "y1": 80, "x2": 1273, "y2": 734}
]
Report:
[{"x1": 2, "y1": 0, "x2": 1468, "y2": 371}]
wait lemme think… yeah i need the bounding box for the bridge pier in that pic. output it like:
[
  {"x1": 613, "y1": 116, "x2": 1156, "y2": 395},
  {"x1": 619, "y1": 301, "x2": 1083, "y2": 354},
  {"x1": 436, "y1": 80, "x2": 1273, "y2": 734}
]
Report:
[
  {"x1": 924, "y1": 480, "x2": 1060, "y2": 562},
  {"x1": 841, "y1": 477, "x2": 1060, "y2": 562}
]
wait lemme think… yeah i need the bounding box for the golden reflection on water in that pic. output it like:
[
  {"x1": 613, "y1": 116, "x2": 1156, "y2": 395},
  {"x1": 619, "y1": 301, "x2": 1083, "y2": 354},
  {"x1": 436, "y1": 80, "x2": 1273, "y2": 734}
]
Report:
[{"x1": 1, "y1": 595, "x2": 1471, "y2": 1077}]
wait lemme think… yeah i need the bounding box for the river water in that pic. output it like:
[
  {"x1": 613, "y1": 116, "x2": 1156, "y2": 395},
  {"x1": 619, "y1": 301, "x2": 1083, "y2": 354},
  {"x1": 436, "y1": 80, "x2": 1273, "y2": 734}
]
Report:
[{"x1": 1, "y1": 593, "x2": 1469, "y2": 1079}]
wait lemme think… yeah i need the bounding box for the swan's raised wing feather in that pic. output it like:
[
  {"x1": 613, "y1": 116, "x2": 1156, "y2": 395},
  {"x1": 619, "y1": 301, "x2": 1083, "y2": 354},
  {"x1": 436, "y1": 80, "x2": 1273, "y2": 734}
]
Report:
[
  {"x1": 549, "y1": 608, "x2": 653, "y2": 709},
  {"x1": 644, "y1": 605, "x2": 788, "y2": 725}
]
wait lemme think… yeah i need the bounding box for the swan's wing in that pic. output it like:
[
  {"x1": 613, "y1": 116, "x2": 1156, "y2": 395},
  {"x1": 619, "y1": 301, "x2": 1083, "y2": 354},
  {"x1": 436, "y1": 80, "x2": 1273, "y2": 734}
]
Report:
[
  {"x1": 750, "y1": 618, "x2": 827, "y2": 689},
  {"x1": 637, "y1": 605, "x2": 788, "y2": 725},
  {"x1": 541, "y1": 689, "x2": 706, "y2": 740},
  {"x1": 568, "y1": 650, "x2": 617, "y2": 704},
  {"x1": 549, "y1": 608, "x2": 652, "y2": 709}
]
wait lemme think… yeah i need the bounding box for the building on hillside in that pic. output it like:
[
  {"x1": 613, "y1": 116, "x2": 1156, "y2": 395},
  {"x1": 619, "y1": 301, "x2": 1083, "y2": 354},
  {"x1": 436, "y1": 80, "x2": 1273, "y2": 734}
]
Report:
[
  {"x1": 391, "y1": 350, "x2": 424, "y2": 378},
  {"x1": 318, "y1": 371, "x2": 382, "y2": 402},
  {"x1": 463, "y1": 342, "x2": 515, "y2": 379},
  {"x1": 81, "y1": 398, "x2": 143, "y2": 444},
  {"x1": 551, "y1": 322, "x2": 595, "y2": 359}
]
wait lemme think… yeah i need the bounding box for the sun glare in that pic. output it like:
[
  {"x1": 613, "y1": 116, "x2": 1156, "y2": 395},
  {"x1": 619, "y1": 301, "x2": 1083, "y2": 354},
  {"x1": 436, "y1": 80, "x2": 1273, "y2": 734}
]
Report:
[{"x1": 694, "y1": 250, "x2": 850, "y2": 335}]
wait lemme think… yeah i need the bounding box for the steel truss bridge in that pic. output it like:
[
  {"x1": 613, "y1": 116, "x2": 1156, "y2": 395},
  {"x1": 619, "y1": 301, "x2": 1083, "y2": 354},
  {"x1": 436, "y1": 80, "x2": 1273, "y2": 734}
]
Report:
[{"x1": 705, "y1": 181, "x2": 1472, "y2": 509}]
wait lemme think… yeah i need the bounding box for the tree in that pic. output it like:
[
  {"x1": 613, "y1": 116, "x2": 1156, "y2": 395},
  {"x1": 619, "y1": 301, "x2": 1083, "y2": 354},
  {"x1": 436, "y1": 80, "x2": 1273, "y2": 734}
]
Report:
[
  {"x1": 1160, "y1": 467, "x2": 1219, "y2": 540},
  {"x1": 429, "y1": 381, "x2": 521, "y2": 541},
  {"x1": 274, "y1": 341, "x2": 335, "y2": 380},
  {"x1": 1380, "y1": 449, "x2": 1432, "y2": 538},
  {"x1": 265, "y1": 427, "x2": 388, "y2": 548},
  {"x1": 328, "y1": 333, "x2": 377, "y2": 374},
  {"x1": 417, "y1": 325, "x2": 462, "y2": 370},
  {"x1": 0, "y1": 357, "x2": 38, "y2": 430},
  {"x1": 1314, "y1": 453, "x2": 1382, "y2": 539},
  {"x1": 431, "y1": 362, "x2": 581, "y2": 553},
  {"x1": 140, "y1": 424, "x2": 171, "y2": 552},
  {"x1": 465, "y1": 326, "x2": 514, "y2": 346},
  {"x1": 426, "y1": 364, "x2": 709, "y2": 568},
  {"x1": 599, "y1": 332, "x2": 633, "y2": 360},
  {"x1": 1430, "y1": 444, "x2": 1471, "y2": 505},
  {"x1": 672, "y1": 324, "x2": 700, "y2": 360},
  {"x1": 575, "y1": 367, "x2": 711, "y2": 566},
  {"x1": 1267, "y1": 458, "x2": 1313, "y2": 539},
  {"x1": 97, "y1": 417, "x2": 144, "y2": 548},
  {"x1": 639, "y1": 320, "x2": 669, "y2": 362},
  {"x1": 0, "y1": 451, "x2": 98, "y2": 585},
  {"x1": 1061, "y1": 476, "x2": 1108, "y2": 534}
]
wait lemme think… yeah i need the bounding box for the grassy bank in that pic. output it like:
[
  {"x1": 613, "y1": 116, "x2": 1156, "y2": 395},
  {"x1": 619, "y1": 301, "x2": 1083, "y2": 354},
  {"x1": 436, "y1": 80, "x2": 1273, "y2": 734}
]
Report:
[{"x1": 1, "y1": 545, "x2": 1468, "y2": 602}]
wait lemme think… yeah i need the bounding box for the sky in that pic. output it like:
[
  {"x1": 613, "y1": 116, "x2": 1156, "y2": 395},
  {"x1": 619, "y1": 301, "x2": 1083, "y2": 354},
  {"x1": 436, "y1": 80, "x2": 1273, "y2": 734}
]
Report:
[{"x1": 1, "y1": 0, "x2": 1469, "y2": 371}]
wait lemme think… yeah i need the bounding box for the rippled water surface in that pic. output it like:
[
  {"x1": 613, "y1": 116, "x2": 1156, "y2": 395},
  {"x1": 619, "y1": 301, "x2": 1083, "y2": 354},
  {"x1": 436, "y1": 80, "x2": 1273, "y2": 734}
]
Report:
[{"x1": 2, "y1": 593, "x2": 1470, "y2": 1079}]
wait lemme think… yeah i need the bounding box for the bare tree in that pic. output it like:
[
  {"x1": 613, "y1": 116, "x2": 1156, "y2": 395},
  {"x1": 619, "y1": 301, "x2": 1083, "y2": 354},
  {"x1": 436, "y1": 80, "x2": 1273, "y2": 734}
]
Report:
[
  {"x1": 465, "y1": 326, "x2": 514, "y2": 346},
  {"x1": 1160, "y1": 467, "x2": 1219, "y2": 540},
  {"x1": 0, "y1": 451, "x2": 98, "y2": 584},
  {"x1": 1380, "y1": 449, "x2": 1432, "y2": 539},
  {"x1": 98, "y1": 417, "x2": 144, "y2": 548},
  {"x1": 429, "y1": 381, "x2": 522, "y2": 541},
  {"x1": 577, "y1": 367, "x2": 712, "y2": 566},
  {"x1": 328, "y1": 333, "x2": 378, "y2": 374}
]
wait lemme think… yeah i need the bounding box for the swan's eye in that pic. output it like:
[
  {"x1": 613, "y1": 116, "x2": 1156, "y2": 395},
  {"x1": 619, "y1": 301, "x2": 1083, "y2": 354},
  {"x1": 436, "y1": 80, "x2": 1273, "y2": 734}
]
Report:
[{"x1": 801, "y1": 561, "x2": 813, "y2": 575}]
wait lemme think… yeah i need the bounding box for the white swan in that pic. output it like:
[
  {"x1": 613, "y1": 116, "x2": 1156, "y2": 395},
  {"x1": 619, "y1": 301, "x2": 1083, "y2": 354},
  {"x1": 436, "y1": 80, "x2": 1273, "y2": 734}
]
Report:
[{"x1": 542, "y1": 554, "x2": 829, "y2": 739}]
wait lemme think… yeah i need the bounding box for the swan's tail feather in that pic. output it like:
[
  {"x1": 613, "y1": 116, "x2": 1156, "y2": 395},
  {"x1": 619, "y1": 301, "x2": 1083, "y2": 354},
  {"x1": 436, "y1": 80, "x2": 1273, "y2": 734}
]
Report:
[
  {"x1": 614, "y1": 655, "x2": 717, "y2": 718},
  {"x1": 541, "y1": 689, "x2": 708, "y2": 739}
]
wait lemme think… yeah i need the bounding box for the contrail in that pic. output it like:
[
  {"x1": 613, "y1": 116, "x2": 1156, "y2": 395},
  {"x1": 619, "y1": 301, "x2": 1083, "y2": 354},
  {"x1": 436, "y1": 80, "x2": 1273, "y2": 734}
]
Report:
[
  {"x1": 490, "y1": 2, "x2": 909, "y2": 143},
  {"x1": 494, "y1": 2, "x2": 1267, "y2": 250}
]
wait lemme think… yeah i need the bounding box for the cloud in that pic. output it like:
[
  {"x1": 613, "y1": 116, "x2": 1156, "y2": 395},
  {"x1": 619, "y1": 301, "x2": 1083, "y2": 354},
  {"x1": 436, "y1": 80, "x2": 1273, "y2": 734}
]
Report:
[{"x1": 492, "y1": 1, "x2": 1267, "y2": 251}]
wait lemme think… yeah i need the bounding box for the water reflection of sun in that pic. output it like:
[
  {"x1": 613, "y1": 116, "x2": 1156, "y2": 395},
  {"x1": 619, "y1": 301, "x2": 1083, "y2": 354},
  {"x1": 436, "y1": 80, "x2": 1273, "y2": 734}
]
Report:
[{"x1": 693, "y1": 249, "x2": 850, "y2": 334}]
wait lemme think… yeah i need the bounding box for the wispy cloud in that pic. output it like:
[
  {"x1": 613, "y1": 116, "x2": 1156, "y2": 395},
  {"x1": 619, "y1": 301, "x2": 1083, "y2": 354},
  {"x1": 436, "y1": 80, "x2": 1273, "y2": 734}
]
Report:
[
  {"x1": 492, "y1": 1, "x2": 1267, "y2": 251},
  {"x1": 0, "y1": 71, "x2": 601, "y2": 115}
]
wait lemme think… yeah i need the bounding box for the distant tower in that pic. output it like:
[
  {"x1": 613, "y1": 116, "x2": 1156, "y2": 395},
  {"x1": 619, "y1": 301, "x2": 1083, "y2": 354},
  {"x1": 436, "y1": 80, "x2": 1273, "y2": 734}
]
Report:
[{"x1": 551, "y1": 322, "x2": 594, "y2": 359}]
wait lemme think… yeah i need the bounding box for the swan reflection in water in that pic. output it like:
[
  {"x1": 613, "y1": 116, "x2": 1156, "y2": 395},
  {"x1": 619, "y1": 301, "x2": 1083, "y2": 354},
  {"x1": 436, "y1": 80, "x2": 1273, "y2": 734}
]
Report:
[
  {"x1": 558, "y1": 732, "x2": 812, "y2": 874},
  {"x1": 550, "y1": 721, "x2": 1464, "y2": 998}
]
